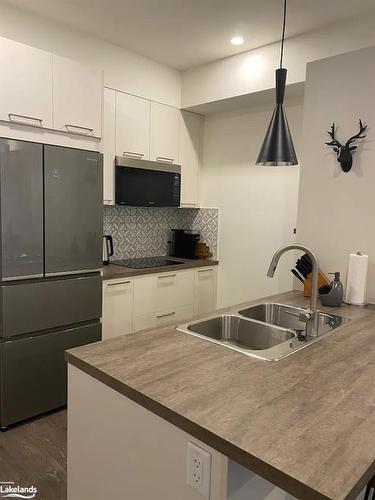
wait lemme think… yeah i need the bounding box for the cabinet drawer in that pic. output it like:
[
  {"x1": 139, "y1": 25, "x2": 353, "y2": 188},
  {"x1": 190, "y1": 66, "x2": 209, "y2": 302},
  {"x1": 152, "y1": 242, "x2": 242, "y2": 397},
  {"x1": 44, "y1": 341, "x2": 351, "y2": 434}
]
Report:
[
  {"x1": 133, "y1": 270, "x2": 194, "y2": 316},
  {"x1": 0, "y1": 275, "x2": 102, "y2": 338},
  {"x1": 102, "y1": 279, "x2": 133, "y2": 339},
  {"x1": 133, "y1": 304, "x2": 193, "y2": 333},
  {"x1": 0, "y1": 322, "x2": 101, "y2": 427}
]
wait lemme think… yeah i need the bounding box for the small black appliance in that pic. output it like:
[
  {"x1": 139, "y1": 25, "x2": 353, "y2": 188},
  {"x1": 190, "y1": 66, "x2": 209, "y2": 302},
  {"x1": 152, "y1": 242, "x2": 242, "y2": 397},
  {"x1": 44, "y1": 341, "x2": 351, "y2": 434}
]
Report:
[
  {"x1": 103, "y1": 235, "x2": 114, "y2": 265},
  {"x1": 115, "y1": 157, "x2": 181, "y2": 207},
  {"x1": 169, "y1": 229, "x2": 200, "y2": 259}
]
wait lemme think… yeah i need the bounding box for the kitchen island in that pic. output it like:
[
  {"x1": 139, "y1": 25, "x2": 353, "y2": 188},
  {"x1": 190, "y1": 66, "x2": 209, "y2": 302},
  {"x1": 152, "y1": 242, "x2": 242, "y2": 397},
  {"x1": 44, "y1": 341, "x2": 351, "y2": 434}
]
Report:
[{"x1": 66, "y1": 291, "x2": 375, "y2": 500}]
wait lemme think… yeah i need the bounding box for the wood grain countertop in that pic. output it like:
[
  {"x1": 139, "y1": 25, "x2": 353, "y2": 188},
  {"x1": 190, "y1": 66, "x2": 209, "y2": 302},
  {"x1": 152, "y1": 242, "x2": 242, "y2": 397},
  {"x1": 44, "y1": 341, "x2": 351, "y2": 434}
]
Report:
[
  {"x1": 66, "y1": 291, "x2": 375, "y2": 500},
  {"x1": 102, "y1": 257, "x2": 219, "y2": 280}
]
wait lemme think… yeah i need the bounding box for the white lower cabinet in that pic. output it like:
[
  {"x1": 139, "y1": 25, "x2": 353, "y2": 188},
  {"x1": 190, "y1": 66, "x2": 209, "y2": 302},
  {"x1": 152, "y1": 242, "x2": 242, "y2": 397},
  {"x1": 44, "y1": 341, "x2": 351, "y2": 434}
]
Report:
[
  {"x1": 194, "y1": 267, "x2": 217, "y2": 315},
  {"x1": 102, "y1": 278, "x2": 134, "y2": 340},
  {"x1": 133, "y1": 304, "x2": 194, "y2": 333},
  {"x1": 133, "y1": 269, "x2": 195, "y2": 317},
  {"x1": 102, "y1": 266, "x2": 217, "y2": 339}
]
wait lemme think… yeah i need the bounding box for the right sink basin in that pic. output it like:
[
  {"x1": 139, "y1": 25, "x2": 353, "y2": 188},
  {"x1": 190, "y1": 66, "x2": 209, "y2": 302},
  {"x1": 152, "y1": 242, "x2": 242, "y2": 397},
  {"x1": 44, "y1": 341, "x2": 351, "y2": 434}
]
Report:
[{"x1": 238, "y1": 303, "x2": 346, "y2": 337}]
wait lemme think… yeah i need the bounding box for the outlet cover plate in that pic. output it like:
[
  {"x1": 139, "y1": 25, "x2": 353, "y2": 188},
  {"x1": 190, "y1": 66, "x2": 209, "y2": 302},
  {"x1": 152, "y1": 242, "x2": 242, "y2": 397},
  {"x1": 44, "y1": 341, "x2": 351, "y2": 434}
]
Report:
[{"x1": 187, "y1": 442, "x2": 211, "y2": 498}]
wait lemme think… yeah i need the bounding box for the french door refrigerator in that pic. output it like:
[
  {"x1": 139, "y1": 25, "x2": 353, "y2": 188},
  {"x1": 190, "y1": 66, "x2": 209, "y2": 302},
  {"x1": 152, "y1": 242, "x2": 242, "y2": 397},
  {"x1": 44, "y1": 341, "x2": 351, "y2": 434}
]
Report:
[{"x1": 0, "y1": 139, "x2": 103, "y2": 429}]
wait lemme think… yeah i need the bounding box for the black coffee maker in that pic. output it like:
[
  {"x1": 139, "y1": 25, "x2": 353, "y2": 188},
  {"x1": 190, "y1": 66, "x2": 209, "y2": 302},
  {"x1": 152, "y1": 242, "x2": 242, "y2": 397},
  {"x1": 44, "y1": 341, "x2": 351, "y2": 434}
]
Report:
[{"x1": 169, "y1": 229, "x2": 200, "y2": 259}]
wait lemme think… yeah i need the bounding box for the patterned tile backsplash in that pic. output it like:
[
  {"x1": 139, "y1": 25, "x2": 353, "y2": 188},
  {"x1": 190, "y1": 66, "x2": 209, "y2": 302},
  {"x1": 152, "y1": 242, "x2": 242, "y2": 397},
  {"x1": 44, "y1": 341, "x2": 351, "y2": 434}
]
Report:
[{"x1": 103, "y1": 206, "x2": 219, "y2": 260}]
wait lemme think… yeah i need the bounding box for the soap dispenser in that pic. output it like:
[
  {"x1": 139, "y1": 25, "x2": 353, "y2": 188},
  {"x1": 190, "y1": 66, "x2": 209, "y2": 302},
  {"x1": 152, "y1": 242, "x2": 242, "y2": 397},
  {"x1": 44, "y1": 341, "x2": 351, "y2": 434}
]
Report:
[{"x1": 319, "y1": 272, "x2": 343, "y2": 307}]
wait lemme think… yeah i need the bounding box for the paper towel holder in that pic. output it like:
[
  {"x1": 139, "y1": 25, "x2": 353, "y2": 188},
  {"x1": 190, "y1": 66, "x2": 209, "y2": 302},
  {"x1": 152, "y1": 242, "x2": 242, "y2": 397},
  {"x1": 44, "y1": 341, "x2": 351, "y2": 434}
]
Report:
[{"x1": 344, "y1": 251, "x2": 368, "y2": 306}]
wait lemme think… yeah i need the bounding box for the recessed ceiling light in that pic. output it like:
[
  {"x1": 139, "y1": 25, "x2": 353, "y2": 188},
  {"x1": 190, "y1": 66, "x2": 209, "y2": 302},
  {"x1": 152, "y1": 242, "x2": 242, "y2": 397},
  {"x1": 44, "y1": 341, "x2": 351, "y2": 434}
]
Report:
[{"x1": 231, "y1": 36, "x2": 244, "y2": 46}]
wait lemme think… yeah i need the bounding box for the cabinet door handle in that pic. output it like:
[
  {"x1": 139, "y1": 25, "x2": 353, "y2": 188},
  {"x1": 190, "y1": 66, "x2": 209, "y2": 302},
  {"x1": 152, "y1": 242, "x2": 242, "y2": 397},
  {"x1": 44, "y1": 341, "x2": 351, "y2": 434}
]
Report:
[
  {"x1": 198, "y1": 268, "x2": 214, "y2": 273},
  {"x1": 156, "y1": 156, "x2": 174, "y2": 163},
  {"x1": 158, "y1": 274, "x2": 177, "y2": 279},
  {"x1": 157, "y1": 311, "x2": 176, "y2": 319},
  {"x1": 65, "y1": 124, "x2": 94, "y2": 135},
  {"x1": 107, "y1": 280, "x2": 131, "y2": 286},
  {"x1": 8, "y1": 113, "x2": 43, "y2": 126},
  {"x1": 123, "y1": 152, "x2": 144, "y2": 158}
]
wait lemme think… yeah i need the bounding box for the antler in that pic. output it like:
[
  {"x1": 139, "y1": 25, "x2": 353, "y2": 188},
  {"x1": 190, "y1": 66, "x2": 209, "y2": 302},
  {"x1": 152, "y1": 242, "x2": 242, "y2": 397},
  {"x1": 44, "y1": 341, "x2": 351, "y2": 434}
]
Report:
[
  {"x1": 325, "y1": 123, "x2": 342, "y2": 149},
  {"x1": 345, "y1": 119, "x2": 367, "y2": 148}
]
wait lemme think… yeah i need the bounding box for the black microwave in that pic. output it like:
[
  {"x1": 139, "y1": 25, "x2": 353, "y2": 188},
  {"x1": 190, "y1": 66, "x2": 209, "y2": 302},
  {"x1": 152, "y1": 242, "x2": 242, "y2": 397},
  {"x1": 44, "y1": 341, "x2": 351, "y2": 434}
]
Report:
[{"x1": 115, "y1": 157, "x2": 181, "y2": 207}]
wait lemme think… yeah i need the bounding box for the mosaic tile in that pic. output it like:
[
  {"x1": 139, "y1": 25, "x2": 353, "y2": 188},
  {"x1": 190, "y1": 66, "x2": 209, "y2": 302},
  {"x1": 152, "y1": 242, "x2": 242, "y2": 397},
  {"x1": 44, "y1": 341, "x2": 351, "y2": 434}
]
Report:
[{"x1": 103, "y1": 206, "x2": 218, "y2": 260}]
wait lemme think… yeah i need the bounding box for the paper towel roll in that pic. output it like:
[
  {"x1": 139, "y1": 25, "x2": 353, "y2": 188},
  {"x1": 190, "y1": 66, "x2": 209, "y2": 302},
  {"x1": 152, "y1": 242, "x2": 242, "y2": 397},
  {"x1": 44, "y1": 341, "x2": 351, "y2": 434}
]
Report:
[{"x1": 344, "y1": 252, "x2": 368, "y2": 305}]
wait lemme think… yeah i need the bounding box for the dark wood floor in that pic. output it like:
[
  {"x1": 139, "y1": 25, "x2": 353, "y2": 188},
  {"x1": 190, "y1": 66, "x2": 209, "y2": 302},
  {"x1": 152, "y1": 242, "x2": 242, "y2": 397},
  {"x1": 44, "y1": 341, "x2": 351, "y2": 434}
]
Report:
[{"x1": 0, "y1": 409, "x2": 67, "y2": 500}]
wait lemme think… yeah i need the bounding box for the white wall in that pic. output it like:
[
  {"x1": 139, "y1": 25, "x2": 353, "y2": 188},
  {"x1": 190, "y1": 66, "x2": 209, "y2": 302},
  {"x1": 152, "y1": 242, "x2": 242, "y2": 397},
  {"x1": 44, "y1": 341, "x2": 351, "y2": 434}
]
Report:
[
  {"x1": 182, "y1": 14, "x2": 375, "y2": 109},
  {"x1": 297, "y1": 46, "x2": 375, "y2": 303},
  {"x1": 0, "y1": 2, "x2": 181, "y2": 107},
  {"x1": 201, "y1": 97, "x2": 303, "y2": 308}
]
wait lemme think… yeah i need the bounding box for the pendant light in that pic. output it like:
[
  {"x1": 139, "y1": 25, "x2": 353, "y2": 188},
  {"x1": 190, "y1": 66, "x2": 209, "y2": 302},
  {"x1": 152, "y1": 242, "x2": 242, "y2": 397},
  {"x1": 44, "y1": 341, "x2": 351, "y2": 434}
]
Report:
[{"x1": 256, "y1": 0, "x2": 298, "y2": 166}]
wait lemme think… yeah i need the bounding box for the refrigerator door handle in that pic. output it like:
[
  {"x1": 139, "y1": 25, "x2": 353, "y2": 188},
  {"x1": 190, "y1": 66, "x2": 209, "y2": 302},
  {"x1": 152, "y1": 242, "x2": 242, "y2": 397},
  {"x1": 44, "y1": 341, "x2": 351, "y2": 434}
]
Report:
[
  {"x1": 1, "y1": 274, "x2": 44, "y2": 281},
  {"x1": 45, "y1": 269, "x2": 102, "y2": 277}
]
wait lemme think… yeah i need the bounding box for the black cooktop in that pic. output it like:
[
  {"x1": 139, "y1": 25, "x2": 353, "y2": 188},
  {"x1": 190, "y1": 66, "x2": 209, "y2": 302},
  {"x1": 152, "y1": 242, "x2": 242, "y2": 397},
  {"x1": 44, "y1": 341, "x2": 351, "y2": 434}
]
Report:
[{"x1": 111, "y1": 257, "x2": 183, "y2": 269}]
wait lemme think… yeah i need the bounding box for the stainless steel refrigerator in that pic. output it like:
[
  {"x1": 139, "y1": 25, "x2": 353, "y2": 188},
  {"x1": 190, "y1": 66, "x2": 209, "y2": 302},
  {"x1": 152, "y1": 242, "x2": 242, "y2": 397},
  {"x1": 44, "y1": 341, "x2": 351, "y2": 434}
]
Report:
[{"x1": 0, "y1": 138, "x2": 103, "y2": 429}]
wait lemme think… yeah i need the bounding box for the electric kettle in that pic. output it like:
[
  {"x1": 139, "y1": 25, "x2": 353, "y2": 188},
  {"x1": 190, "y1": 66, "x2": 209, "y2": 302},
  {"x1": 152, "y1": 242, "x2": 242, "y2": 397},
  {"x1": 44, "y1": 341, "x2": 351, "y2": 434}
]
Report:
[{"x1": 103, "y1": 235, "x2": 114, "y2": 265}]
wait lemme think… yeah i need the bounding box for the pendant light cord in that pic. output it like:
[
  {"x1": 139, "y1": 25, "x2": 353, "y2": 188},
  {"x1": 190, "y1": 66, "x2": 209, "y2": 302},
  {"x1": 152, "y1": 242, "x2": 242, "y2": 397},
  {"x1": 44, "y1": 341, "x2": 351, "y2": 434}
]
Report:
[{"x1": 279, "y1": 0, "x2": 287, "y2": 68}]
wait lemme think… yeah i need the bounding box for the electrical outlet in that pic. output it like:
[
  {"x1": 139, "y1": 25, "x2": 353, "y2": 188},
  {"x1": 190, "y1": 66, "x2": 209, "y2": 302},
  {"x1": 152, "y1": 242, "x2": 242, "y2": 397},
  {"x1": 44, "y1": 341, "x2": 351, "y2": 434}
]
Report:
[{"x1": 187, "y1": 442, "x2": 211, "y2": 498}]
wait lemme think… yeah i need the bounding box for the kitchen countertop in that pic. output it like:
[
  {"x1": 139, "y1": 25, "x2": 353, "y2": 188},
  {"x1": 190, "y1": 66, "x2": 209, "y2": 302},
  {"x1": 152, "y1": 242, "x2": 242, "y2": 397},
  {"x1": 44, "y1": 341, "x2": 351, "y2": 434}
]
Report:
[
  {"x1": 66, "y1": 291, "x2": 375, "y2": 500},
  {"x1": 102, "y1": 257, "x2": 218, "y2": 280}
]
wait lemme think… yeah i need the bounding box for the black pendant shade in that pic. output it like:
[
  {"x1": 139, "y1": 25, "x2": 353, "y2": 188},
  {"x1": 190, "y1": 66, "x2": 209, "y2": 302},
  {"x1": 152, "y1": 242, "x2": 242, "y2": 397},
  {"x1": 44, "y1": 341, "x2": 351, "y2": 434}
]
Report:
[{"x1": 256, "y1": 68, "x2": 297, "y2": 166}]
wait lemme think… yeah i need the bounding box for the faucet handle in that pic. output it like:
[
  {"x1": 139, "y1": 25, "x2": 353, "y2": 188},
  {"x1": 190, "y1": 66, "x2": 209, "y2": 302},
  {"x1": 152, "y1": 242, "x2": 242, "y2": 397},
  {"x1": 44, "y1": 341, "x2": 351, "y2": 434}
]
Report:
[{"x1": 285, "y1": 308, "x2": 311, "y2": 323}]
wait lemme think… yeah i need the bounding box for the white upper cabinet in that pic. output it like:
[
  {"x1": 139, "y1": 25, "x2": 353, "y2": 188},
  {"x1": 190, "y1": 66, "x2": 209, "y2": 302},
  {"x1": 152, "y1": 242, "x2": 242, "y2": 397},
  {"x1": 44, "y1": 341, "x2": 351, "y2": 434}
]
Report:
[
  {"x1": 53, "y1": 55, "x2": 103, "y2": 138},
  {"x1": 115, "y1": 91, "x2": 150, "y2": 160},
  {"x1": 150, "y1": 102, "x2": 180, "y2": 164},
  {"x1": 179, "y1": 111, "x2": 203, "y2": 207},
  {"x1": 102, "y1": 88, "x2": 116, "y2": 205},
  {"x1": 0, "y1": 38, "x2": 53, "y2": 128}
]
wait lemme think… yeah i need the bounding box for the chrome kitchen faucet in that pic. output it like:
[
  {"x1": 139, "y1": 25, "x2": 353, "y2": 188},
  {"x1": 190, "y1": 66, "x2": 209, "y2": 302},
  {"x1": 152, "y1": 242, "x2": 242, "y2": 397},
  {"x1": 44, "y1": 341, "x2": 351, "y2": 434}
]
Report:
[{"x1": 267, "y1": 244, "x2": 320, "y2": 337}]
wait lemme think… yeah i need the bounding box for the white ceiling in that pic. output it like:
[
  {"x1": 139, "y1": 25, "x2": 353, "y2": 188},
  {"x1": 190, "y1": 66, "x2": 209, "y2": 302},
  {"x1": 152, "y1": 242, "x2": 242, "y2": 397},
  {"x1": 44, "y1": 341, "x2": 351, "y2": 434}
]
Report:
[{"x1": 3, "y1": 0, "x2": 375, "y2": 70}]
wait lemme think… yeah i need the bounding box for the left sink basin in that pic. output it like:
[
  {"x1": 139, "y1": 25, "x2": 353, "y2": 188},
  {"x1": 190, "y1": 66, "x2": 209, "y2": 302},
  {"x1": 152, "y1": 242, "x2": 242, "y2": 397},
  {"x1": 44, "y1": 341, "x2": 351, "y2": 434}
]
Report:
[{"x1": 177, "y1": 315, "x2": 296, "y2": 361}]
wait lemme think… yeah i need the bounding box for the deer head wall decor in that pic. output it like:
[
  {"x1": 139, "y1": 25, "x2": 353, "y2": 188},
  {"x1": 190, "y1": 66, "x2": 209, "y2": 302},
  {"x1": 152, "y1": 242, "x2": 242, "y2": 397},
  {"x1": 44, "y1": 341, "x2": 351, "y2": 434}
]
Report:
[{"x1": 325, "y1": 119, "x2": 367, "y2": 172}]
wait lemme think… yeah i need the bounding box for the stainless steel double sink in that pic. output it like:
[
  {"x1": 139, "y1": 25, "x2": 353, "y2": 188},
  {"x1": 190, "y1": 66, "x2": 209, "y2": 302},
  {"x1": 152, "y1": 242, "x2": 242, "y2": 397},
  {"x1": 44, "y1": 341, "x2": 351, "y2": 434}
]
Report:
[{"x1": 177, "y1": 303, "x2": 349, "y2": 361}]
